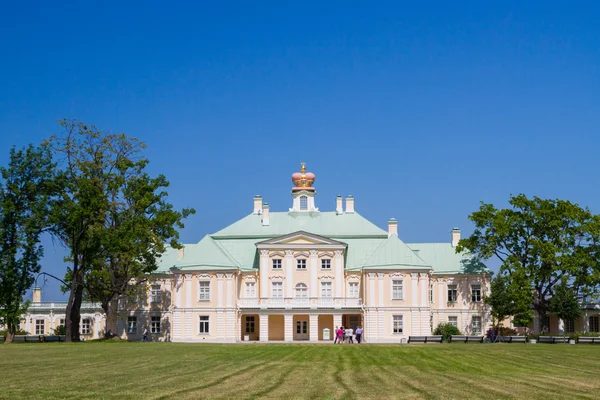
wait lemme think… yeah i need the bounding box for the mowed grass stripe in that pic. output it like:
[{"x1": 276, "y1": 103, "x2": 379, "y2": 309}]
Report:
[{"x1": 3, "y1": 342, "x2": 600, "y2": 399}]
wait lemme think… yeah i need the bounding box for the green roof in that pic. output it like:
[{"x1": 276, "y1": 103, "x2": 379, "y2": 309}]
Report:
[
  {"x1": 213, "y1": 212, "x2": 387, "y2": 238},
  {"x1": 155, "y1": 246, "x2": 184, "y2": 273},
  {"x1": 173, "y1": 235, "x2": 239, "y2": 270},
  {"x1": 406, "y1": 243, "x2": 490, "y2": 274},
  {"x1": 362, "y1": 235, "x2": 430, "y2": 269}
]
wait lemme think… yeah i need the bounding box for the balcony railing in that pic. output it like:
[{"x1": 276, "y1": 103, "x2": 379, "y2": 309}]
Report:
[
  {"x1": 238, "y1": 297, "x2": 363, "y2": 309},
  {"x1": 28, "y1": 302, "x2": 101, "y2": 311}
]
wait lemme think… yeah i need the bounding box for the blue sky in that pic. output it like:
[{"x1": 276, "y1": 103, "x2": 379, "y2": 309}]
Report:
[{"x1": 1, "y1": 1, "x2": 599, "y2": 300}]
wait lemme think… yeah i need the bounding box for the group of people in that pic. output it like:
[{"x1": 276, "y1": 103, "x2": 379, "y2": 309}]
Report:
[{"x1": 334, "y1": 325, "x2": 363, "y2": 344}]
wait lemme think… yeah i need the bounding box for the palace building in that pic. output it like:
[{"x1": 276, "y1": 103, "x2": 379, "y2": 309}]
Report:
[{"x1": 15, "y1": 163, "x2": 497, "y2": 342}]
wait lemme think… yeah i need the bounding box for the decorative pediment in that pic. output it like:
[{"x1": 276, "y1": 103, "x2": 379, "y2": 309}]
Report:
[
  {"x1": 294, "y1": 251, "x2": 310, "y2": 258},
  {"x1": 256, "y1": 231, "x2": 347, "y2": 249},
  {"x1": 346, "y1": 274, "x2": 361, "y2": 282},
  {"x1": 197, "y1": 274, "x2": 212, "y2": 280},
  {"x1": 390, "y1": 272, "x2": 405, "y2": 279},
  {"x1": 243, "y1": 275, "x2": 257, "y2": 283},
  {"x1": 270, "y1": 251, "x2": 285, "y2": 258},
  {"x1": 318, "y1": 251, "x2": 334, "y2": 258},
  {"x1": 269, "y1": 275, "x2": 285, "y2": 282},
  {"x1": 318, "y1": 275, "x2": 334, "y2": 281}
]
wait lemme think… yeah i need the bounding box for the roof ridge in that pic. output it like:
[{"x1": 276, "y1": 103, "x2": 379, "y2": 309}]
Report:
[{"x1": 211, "y1": 237, "x2": 242, "y2": 267}]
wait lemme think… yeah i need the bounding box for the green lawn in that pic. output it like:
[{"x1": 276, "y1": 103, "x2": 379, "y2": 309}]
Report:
[{"x1": 2, "y1": 342, "x2": 600, "y2": 399}]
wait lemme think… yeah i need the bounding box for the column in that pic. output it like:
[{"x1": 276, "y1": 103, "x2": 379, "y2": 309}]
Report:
[
  {"x1": 175, "y1": 274, "x2": 182, "y2": 307},
  {"x1": 334, "y1": 250, "x2": 343, "y2": 297},
  {"x1": 462, "y1": 278, "x2": 468, "y2": 306},
  {"x1": 411, "y1": 273, "x2": 419, "y2": 306},
  {"x1": 259, "y1": 314, "x2": 269, "y2": 342},
  {"x1": 438, "y1": 279, "x2": 445, "y2": 309},
  {"x1": 217, "y1": 274, "x2": 224, "y2": 308},
  {"x1": 260, "y1": 250, "x2": 269, "y2": 299},
  {"x1": 333, "y1": 314, "x2": 342, "y2": 331},
  {"x1": 225, "y1": 274, "x2": 233, "y2": 308},
  {"x1": 377, "y1": 273, "x2": 384, "y2": 306},
  {"x1": 310, "y1": 250, "x2": 318, "y2": 298},
  {"x1": 93, "y1": 314, "x2": 101, "y2": 339},
  {"x1": 285, "y1": 250, "x2": 294, "y2": 297},
  {"x1": 185, "y1": 274, "x2": 193, "y2": 308},
  {"x1": 284, "y1": 314, "x2": 293, "y2": 342},
  {"x1": 368, "y1": 273, "x2": 376, "y2": 306},
  {"x1": 411, "y1": 273, "x2": 419, "y2": 335},
  {"x1": 420, "y1": 274, "x2": 428, "y2": 307},
  {"x1": 309, "y1": 314, "x2": 319, "y2": 342}
]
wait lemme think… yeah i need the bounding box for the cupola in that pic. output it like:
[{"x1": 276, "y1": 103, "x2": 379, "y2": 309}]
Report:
[{"x1": 290, "y1": 162, "x2": 318, "y2": 212}]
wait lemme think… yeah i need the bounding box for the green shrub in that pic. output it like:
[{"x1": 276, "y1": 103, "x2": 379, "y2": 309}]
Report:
[
  {"x1": 53, "y1": 325, "x2": 66, "y2": 335},
  {"x1": 433, "y1": 323, "x2": 461, "y2": 342},
  {"x1": 0, "y1": 328, "x2": 29, "y2": 337},
  {"x1": 497, "y1": 327, "x2": 518, "y2": 336}
]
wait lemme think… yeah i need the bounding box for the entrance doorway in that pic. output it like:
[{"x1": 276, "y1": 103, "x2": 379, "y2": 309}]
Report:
[{"x1": 295, "y1": 319, "x2": 308, "y2": 340}]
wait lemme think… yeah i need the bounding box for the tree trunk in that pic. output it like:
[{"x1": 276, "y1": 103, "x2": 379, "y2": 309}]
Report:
[
  {"x1": 5, "y1": 325, "x2": 15, "y2": 344},
  {"x1": 66, "y1": 270, "x2": 84, "y2": 342},
  {"x1": 102, "y1": 299, "x2": 119, "y2": 338}
]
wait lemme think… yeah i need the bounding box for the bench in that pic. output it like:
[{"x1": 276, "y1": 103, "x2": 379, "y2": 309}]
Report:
[
  {"x1": 450, "y1": 335, "x2": 484, "y2": 343},
  {"x1": 408, "y1": 335, "x2": 444, "y2": 343},
  {"x1": 13, "y1": 335, "x2": 42, "y2": 343},
  {"x1": 43, "y1": 335, "x2": 66, "y2": 343},
  {"x1": 577, "y1": 337, "x2": 600, "y2": 344},
  {"x1": 497, "y1": 335, "x2": 527, "y2": 343},
  {"x1": 538, "y1": 336, "x2": 569, "y2": 344}
]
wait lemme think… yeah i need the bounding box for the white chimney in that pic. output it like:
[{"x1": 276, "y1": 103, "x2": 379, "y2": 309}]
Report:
[
  {"x1": 253, "y1": 195, "x2": 263, "y2": 214},
  {"x1": 178, "y1": 246, "x2": 185, "y2": 260},
  {"x1": 345, "y1": 195, "x2": 355, "y2": 213},
  {"x1": 336, "y1": 195, "x2": 343, "y2": 214},
  {"x1": 262, "y1": 203, "x2": 270, "y2": 226},
  {"x1": 32, "y1": 287, "x2": 41, "y2": 303},
  {"x1": 451, "y1": 228, "x2": 461, "y2": 247},
  {"x1": 388, "y1": 218, "x2": 398, "y2": 237}
]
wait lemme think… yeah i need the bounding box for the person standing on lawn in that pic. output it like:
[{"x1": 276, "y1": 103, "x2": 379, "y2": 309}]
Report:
[
  {"x1": 143, "y1": 328, "x2": 148, "y2": 342},
  {"x1": 334, "y1": 326, "x2": 340, "y2": 344},
  {"x1": 355, "y1": 326, "x2": 363, "y2": 344},
  {"x1": 346, "y1": 327, "x2": 354, "y2": 343}
]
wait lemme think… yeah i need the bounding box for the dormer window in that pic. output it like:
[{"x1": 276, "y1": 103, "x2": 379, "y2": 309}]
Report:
[{"x1": 300, "y1": 196, "x2": 308, "y2": 210}]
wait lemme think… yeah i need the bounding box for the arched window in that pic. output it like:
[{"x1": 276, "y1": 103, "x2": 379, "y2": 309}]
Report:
[
  {"x1": 300, "y1": 196, "x2": 308, "y2": 210},
  {"x1": 295, "y1": 283, "x2": 308, "y2": 298}
]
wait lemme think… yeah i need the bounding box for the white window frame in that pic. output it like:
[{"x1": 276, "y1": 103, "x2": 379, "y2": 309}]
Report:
[
  {"x1": 391, "y1": 280, "x2": 403, "y2": 300},
  {"x1": 272, "y1": 259, "x2": 282, "y2": 269},
  {"x1": 199, "y1": 315, "x2": 209, "y2": 335},
  {"x1": 590, "y1": 316, "x2": 599, "y2": 333},
  {"x1": 429, "y1": 283, "x2": 433, "y2": 304},
  {"x1": 150, "y1": 284, "x2": 162, "y2": 303},
  {"x1": 81, "y1": 318, "x2": 91, "y2": 335},
  {"x1": 272, "y1": 282, "x2": 283, "y2": 298},
  {"x1": 321, "y1": 282, "x2": 332, "y2": 298},
  {"x1": 295, "y1": 283, "x2": 308, "y2": 298},
  {"x1": 299, "y1": 196, "x2": 308, "y2": 210},
  {"x1": 198, "y1": 281, "x2": 211, "y2": 301},
  {"x1": 245, "y1": 316, "x2": 255, "y2": 334},
  {"x1": 471, "y1": 284, "x2": 482, "y2": 302},
  {"x1": 348, "y1": 282, "x2": 359, "y2": 298},
  {"x1": 392, "y1": 315, "x2": 403, "y2": 334},
  {"x1": 35, "y1": 319, "x2": 45, "y2": 335},
  {"x1": 565, "y1": 319, "x2": 575, "y2": 333},
  {"x1": 471, "y1": 316, "x2": 482, "y2": 335},
  {"x1": 321, "y1": 259, "x2": 331, "y2": 269},
  {"x1": 448, "y1": 316, "x2": 458, "y2": 327},
  {"x1": 151, "y1": 316, "x2": 161, "y2": 334},
  {"x1": 245, "y1": 282, "x2": 256, "y2": 298},
  {"x1": 127, "y1": 316, "x2": 137, "y2": 334},
  {"x1": 296, "y1": 259, "x2": 307, "y2": 270},
  {"x1": 447, "y1": 284, "x2": 458, "y2": 302}
]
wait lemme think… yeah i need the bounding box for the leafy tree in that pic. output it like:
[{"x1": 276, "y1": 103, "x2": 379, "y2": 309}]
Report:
[
  {"x1": 457, "y1": 194, "x2": 600, "y2": 333},
  {"x1": 433, "y1": 322, "x2": 461, "y2": 342},
  {"x1": 549, "y1": 279, "x2": 582, "y2": 333},
  {"x1": 83, "y1": 157, "x2": 194, "y2": 336},
  {"x1": 0, "y1": 145, "x2": 55, "y2": 343},
  {"x1": 45, "y1": 120, "x2": 145, "y2": 342}
]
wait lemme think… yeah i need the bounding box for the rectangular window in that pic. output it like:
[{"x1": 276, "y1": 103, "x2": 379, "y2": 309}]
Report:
[
  {"x1": 392, "y1": 280, "x2": 403, "y2": 300},
  {"x1": 590, "y1": 316, "x2": 599, "y2": 333},
  {"x1": 81, "y1": 318, "x2": 91, "y2": 335},
  {"x1": 349, "y1": 282, "x2": 359, "y2": 298},
  {"x1": 321, "y1": 259, "x2": 331, "y2": 269},
  {"x1": 35, "y1": 319, "x2": 45, "y2": 335},
  {"x1": 198, "y1": 281, "x2": 211, "y2": 301},
  {"x1": 447, "y1": 285, "x2": 458, "y2": 302},
  {"x1": 321, "y1": 282, "x2": 332, "y2": 298},
  {"x1": 272, "y1": 259, "x2": 282, "y2": 269},
  {"x1": 471, "y1": 284, "x2": 482, "y2": 302},
  {"x1": 59, "y1": 318, "x2": 65, "y2": 328},
  {"x1": 272, "y1": 282, "x2": 283, "y2": 298},
  {"x1": 565, "y1": 319, "x2": 575, "y2": 333},
  {"x1": 245, "y1": 316, "x2": 255, "y2": 334},
  {"x1": 448, "y1": 316, "x2": 458, "y2": 327},
  {"x1": 393, "y1": 315, "x2": 403, "y2": 334},
  {"x1": 245, "y1": 282, "x2": 256, "y2": 297},
  {"x1": 472, "y1": 316, "x2": 482, "y2": 335},
  {"x1": 429, "y1": 284, "x2": 433, "y2": 304},
  {"x1": 151, "y1": 284, "x2": 161, "y2": 303},
  {"x1": 199, "y1": 316, "x2": 209, "y2": 334},
  {"x1": 297, "y1": 259, "x2": 307, "y2": 269},
  {"x1": 127, "y1": 316, "x2": 137, "y2": 334},
  {"x1": 151, "y1": 316, "x2": 161, "y2": 334},
  {"x1": 300, "y1": 196, "x2": 308, "y2": 210}
]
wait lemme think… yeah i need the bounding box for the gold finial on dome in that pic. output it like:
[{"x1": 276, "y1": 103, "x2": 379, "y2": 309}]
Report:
[{"x1": 291, "y1": 162, "x2": 315, "y2": 192}]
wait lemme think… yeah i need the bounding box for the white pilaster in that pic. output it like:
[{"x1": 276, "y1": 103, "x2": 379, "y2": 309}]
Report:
[
  {"x1": 259, "y1": 314, "x2": 269, "y2": 342},
  {"x1": 93, "y1": 314, "x2": 101, "y2": 339},
  {"x1": 438, "y1": 279, "x2": 445, "y2": 310},
  {"x1": 369, "y1": 273, "x2": 376, "y2": 306},
  {"x1": 175, "y1": 274, "x2": 182, "y2": 307},
  {"x1": 584, "y1": 312, "x2": 589, "y2": 332},
  {"x1": 462, "y1": 278, "x2": 468, "y2": 306},
  {"x1": 284, "y1": 314, "x2": 294, "y2": 342},
  {"x1": 333, "y1": 314, "x2": 342, "y2": 331},
  {"x1": 420, "y1": 273, "x2": 428, "y2": 307},
  {"x1": 260, "y1": 250, "x2": 269, "y2": 299},
  {"x1": 185, "y1": 274, "x2": 193, "y2": 308},
  {"x1": 225, "y1": 274, "x2": 233, "y2": 308},
  {"x1": 334, "y1": 250, "x2": 343, "y2": 297},
  {"x1": 377, "y1": 273, "x2": 384, "y2": 306},
  {"x1": 217, "y1": 274, "x2": 224, "y2": 308},
  {"x1": 285, "y1": 250, "x2": 294, "y2": 297},
  {"x1": 310, "y1": 250, "x2": 318, "y2": 298},
  {"x1": 309, "y1": 314, "x2": 319, "y2": 342},
  {"x1": 411, "y1": 273, "x2": 418, "y2": 306}
]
